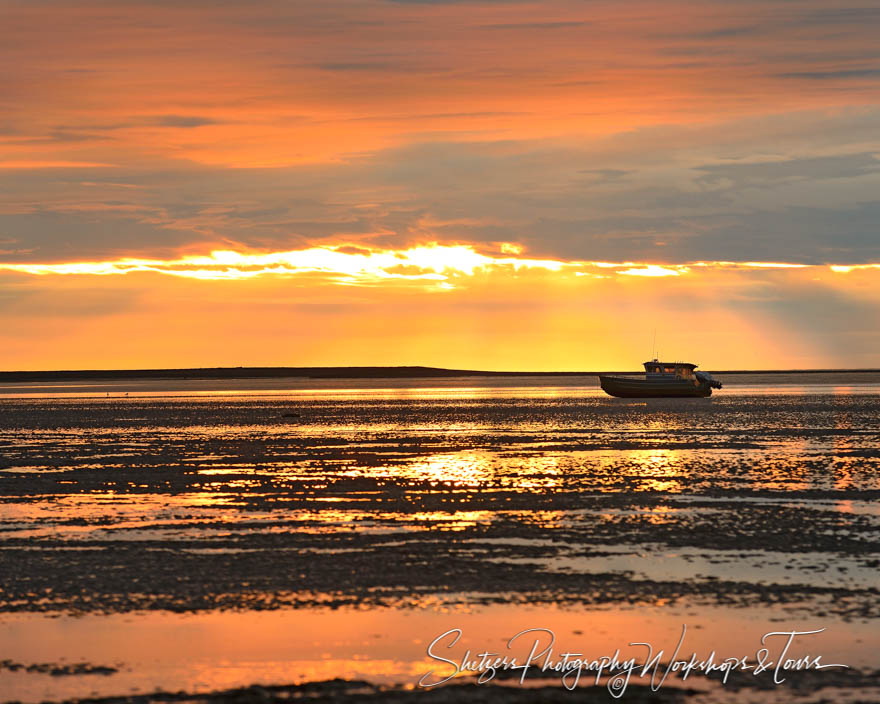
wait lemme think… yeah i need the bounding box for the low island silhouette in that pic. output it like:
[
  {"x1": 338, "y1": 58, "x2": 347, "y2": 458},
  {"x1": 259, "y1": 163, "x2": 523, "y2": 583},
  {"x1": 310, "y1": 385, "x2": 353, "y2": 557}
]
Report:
[{"x1": 1, "y1": 365, "x2": 878, "y2": 383}]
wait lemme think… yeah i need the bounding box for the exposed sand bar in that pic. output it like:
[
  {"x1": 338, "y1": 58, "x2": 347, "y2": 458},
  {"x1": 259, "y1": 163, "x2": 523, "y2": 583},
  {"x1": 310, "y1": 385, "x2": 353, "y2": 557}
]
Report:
[{"x1": 1, "y1": 383, "x2": 878, "y2": 702}]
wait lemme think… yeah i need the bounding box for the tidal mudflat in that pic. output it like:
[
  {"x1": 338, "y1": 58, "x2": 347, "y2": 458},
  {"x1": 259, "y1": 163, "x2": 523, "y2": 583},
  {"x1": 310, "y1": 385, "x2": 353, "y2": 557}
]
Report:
[{"x1": 0, "y1": 375, "x2": 878, "y2": 703}]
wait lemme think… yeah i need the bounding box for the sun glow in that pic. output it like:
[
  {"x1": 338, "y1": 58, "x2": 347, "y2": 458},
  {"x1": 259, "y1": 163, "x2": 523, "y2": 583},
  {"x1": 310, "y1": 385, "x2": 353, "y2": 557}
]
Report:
[
  {"x1": 0, "y1": 244, "x2": 572, "y2": 287},
  {"x1": 616, "y1": 265, "x2": 684, "y2": 277},
  {"x1": 830, "y1": 264, "x2": 880, "y2": 273},
  {"x1": 0, "y1": 244, "x2": 864, "y2": 290}
]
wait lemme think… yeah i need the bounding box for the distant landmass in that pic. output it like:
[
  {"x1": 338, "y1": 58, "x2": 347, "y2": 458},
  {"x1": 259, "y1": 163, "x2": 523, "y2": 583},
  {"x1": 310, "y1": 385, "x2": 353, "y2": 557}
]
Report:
[{"x1": 1, "y1": 365, "x2": 878, "y2": 383}]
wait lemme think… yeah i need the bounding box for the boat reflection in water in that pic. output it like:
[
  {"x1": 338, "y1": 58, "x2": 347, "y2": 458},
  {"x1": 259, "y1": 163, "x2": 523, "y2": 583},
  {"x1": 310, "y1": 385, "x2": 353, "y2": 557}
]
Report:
[{"x1": 599, "y1": 359, "x2": 723, "y2": 398}]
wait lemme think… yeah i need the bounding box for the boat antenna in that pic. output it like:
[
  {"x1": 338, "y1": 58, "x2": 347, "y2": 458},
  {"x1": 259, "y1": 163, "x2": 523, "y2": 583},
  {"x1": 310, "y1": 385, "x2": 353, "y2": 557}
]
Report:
[{"x1": 651, "y1": 328, "x2": 657, "y2": 360}]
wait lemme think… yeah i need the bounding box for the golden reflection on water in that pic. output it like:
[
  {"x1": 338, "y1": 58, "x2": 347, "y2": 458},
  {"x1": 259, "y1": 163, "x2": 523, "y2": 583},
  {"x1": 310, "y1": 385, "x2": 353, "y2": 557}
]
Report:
[
  {"x1": 601, "y1": 448, "x2": 687, "y2": 493},
  {"x1": 831, "y1": 412, "x2": 860, "y2": 491},
  {"x1": 331, "y1": 449, "x2": 565, "y2": 492},
  {"x1": 511, "y1": 453, "x2": 564, "y2": 491},
  {"x1": 773, "y1": 438, "x2": 811, "y2": 491},
  {"x1": 598, "y1": 412, "x2": 690, "y2": 492},
  {"x1": 401, "y1": 451, "x2": 495, "y2": 487},
  {"x1": 2, "y1": 602, "x2": 875, "y2": 703},
  {"x1": 407, "y1": 510, "x2": 494, "y2": 530},
  {"x1": 639, "y1": 505, "x2": 678, "y2": 525}
]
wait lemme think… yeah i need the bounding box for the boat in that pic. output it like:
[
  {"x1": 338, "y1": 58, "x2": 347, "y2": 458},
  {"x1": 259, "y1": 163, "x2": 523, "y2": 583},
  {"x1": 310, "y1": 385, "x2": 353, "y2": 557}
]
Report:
[{"x1": 599, "y1": 359, "x2": 723, "y2": 398}]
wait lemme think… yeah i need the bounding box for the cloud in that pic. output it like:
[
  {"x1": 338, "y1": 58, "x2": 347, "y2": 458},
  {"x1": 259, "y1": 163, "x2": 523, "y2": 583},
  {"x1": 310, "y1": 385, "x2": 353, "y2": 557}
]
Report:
[
  {"x1": 578, "y1": 168, "x2": 631, "y2": 180},
  {"x1": 692, "y1": 24, "x2": 761, "y2": 39},
  {"x1": 788, "y1": 6, "x2": 880, "y2": 27},
  {"x1": 0, "y1": 209, "x2": 217, "y2": 263},
  {"x1": 152, "y1": 115, "x2": 218, "y2": 128},
  {"x1": 655, "y1": 24, "x2": 761, "y2": 40},
  {"x1": 5, "y1": 115, "x2": 880, "y2": 266},
  {"x1": 693, "y1": 153, "x2": 880, "y2": 186},
  {"x1": 0, "y1": 161, "x2": 113, "y2": 169},
  {"x1": 385, "y1": 0, "x2": 527, "y2": 4},
  {"x1": 314, "y1": 62, "x2": 407, "y2": 72},
  {"x1": 1, "y1": 0, "x2": 880, "y2": 269},
  {"x1": 775, "y1": 68, "x2": 880, "y2": 80},
  {"x1": 479, "y1": 21, "x2": 589, "y2": 30}
]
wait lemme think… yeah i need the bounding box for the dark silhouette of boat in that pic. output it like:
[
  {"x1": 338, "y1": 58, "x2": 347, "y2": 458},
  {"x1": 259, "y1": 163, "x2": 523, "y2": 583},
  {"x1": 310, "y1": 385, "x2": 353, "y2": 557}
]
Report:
[{"x1": 600, "y1": 360, "x2": 723, "y2": 398}]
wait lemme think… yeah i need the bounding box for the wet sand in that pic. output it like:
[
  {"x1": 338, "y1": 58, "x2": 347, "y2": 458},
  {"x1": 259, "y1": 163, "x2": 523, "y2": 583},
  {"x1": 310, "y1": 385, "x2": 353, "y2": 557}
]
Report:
[{"x1": 1, "y1": 378, "x2": 879, "y2": 702}]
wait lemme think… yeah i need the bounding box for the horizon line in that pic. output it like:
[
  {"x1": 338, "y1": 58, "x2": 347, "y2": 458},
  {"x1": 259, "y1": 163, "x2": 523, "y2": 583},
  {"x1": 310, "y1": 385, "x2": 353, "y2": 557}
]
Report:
[{"x1": 1, "y1": 365, "x2": 879, "y2": 382}]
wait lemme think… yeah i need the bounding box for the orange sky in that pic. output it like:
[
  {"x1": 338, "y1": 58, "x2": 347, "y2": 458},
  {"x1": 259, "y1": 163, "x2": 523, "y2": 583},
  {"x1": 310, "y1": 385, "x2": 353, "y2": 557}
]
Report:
[{"x1": 1, "y1": 0, "x2": 879, "y2": 370}]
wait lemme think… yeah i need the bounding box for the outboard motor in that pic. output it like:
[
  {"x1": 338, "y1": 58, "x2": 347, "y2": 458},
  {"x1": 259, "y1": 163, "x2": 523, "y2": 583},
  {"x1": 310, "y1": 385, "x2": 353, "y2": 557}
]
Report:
[{"x1": 695, "y1": 371, "x2": 723, "y2": 389}]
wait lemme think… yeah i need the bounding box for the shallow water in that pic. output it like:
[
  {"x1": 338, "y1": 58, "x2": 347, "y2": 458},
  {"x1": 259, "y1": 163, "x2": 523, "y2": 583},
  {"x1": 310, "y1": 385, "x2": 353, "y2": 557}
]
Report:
[
  {"x1": 1, "y1": 370, "x2": 879, "y2": 398},
  {"x1": 0, "y1": 377, "x2": 878, "y2": 702},
  {"x1": 0, "y1": 603, "x2": 874, "y2": 702}
]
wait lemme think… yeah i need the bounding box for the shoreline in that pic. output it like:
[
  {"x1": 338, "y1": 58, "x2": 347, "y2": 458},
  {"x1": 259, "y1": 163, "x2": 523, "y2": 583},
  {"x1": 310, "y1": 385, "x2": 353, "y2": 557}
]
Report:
[{"x1": 2, "y1": 365, "x2": 879, "y2": 383}]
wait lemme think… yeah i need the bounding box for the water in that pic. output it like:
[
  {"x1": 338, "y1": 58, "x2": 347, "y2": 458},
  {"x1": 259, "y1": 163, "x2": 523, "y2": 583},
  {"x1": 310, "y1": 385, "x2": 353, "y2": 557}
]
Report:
[
  {"x1": 0, "y1": 376, "x2": 878, "y2": 702},
  {"x1": 1, "y1": 370, "x2": 879, "y2": 398}
]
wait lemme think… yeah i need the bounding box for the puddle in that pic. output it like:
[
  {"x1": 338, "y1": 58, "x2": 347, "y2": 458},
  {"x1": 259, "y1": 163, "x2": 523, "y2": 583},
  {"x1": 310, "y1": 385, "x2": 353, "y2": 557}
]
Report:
[
  {"x1": 0, "y1": 601, "x2": 873, "y2": 703},
  {"x1": 479, "y1": 541, "x2": 879, "y2": 590}
]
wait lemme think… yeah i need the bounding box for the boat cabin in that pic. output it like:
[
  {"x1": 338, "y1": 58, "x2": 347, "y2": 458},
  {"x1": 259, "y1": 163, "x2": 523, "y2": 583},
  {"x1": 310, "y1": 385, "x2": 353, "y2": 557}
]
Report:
[{"x1": 643, "y1": 359, "x2": 697, "y2": 380}]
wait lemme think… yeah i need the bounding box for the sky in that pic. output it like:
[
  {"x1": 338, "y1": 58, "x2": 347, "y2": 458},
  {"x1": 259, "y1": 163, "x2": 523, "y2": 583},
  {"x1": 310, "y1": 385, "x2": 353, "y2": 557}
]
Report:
[{"x1": 1, "y1": 0, "x2": 879, "y2": 370}]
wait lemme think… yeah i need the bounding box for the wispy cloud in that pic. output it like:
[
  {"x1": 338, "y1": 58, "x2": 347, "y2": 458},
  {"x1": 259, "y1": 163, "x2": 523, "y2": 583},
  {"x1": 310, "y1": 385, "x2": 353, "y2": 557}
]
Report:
[
  {"x1": 775, "y1": 68, "x2": 880, "y2": 80},
  {"x1": 479, "y1": 21, "x2": 589, "y2": 30},
  {"x1": 152, "y1": 115, "x2": 218, "y2": 128},
  {"x1": 0, "y1": 161, "x2": 113, "y2": 169}
]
